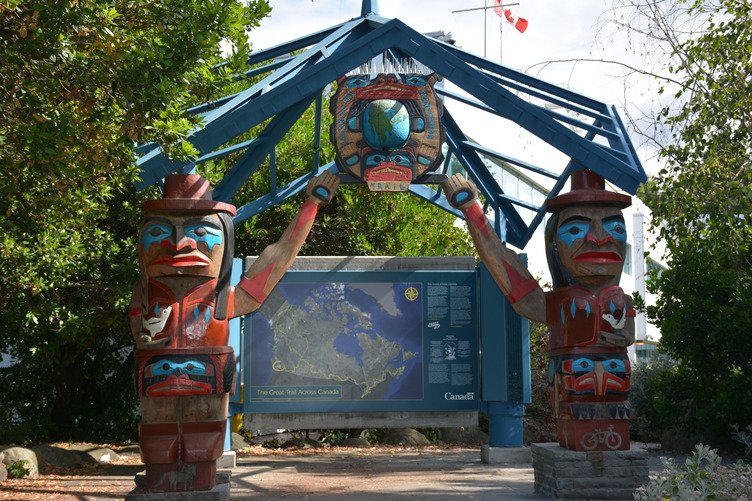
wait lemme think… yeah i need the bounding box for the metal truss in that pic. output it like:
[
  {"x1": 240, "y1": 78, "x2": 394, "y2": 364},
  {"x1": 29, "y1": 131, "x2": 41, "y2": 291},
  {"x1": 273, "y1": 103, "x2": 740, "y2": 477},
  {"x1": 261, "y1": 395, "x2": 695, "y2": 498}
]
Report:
[{"x1": 134, "y1": 1, "x2": 646, "y2": 249}]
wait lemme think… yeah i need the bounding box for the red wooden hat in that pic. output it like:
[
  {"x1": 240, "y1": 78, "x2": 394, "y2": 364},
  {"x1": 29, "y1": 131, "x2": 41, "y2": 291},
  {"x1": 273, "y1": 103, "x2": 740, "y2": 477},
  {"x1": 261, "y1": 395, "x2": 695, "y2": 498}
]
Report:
[
  {"x1": 142, "y1": 174, "x2": 236, "y2": 216},
  {"x1": 544, "y1": 170, "x2": 631, "y2": 212}
]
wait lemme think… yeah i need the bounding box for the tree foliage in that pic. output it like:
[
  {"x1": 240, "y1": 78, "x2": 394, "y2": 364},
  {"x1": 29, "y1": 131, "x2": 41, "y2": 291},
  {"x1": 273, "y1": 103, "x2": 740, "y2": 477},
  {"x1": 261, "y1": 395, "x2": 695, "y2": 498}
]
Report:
[
  {"x1": 0, "y1": 0, "x2": 271, "y2": 443},
  {"x1": 628, "y1": 0, "x2": 752, "y2": 436},
  {"x1": 0, "y1": 1, "x2": 473, "y2": 444}
]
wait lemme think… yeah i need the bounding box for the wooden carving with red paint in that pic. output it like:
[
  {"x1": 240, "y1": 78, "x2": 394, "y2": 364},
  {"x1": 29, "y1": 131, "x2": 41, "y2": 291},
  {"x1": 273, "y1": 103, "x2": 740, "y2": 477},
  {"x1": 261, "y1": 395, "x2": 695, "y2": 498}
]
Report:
[
  {"x1": 130, "y1": 171, "x2": 339, "y2": 492},
  {"x1": 330, "y1": 72, "x2": 445, "y2": 192},
  {"x1": 442, "y1": 170, "x2": 636, "y2": 451}
]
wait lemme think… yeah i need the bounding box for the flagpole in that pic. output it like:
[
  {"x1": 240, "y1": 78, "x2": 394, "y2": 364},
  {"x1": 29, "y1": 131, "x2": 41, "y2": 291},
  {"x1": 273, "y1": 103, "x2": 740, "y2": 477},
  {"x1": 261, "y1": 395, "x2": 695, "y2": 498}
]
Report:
[
  {"x1": 451, "y1": 2, "x2": 520, "y2": 61},
  {"x1": 483, "y1": 0, "x2": 487, "y2": 58}
]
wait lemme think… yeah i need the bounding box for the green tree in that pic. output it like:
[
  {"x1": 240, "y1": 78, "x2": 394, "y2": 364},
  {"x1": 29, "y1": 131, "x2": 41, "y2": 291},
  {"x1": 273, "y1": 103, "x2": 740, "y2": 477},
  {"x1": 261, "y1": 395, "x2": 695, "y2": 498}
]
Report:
[
  {"x1": 0, "y1": 1, "x2": 473, "y2": 443},
  {"x1": 631, "y1": 0, "x2": 752, "y2": 437},
  {"x1": 0, "y1": 0, "x2": 271, "y2": 443}
]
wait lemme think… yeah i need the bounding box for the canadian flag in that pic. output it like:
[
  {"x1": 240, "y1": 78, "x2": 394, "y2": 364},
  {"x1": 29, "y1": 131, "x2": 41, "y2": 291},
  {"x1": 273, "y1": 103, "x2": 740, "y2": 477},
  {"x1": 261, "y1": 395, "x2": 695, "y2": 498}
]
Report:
[{"x1": 493, "y1": 0, "x2": 529, "y2": 33}]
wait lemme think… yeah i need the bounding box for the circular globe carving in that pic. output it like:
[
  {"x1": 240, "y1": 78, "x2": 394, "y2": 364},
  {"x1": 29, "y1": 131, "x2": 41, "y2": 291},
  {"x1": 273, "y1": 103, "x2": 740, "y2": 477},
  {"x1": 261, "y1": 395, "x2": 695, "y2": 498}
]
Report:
[{"x1": 362, "y1": 99, "x2": 410, "y2": 149}]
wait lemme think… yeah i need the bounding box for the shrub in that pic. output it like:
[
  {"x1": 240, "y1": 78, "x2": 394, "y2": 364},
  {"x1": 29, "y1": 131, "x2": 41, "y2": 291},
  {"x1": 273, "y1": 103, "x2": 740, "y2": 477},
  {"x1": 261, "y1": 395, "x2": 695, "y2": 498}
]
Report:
[
  {"x1": 7, "y1": 460, "x2": 30, "y2": 479},
  {"x1": 634, "y1": 444, "x2": 752, "y2": 500}
]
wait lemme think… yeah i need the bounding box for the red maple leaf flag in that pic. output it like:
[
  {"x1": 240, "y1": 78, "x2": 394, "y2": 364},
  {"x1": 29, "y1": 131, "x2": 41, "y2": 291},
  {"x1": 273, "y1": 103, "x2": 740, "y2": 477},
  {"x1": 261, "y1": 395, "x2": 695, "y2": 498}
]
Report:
[{"x1": 493, "y1": 0, "x2": 529, "y2": 33}]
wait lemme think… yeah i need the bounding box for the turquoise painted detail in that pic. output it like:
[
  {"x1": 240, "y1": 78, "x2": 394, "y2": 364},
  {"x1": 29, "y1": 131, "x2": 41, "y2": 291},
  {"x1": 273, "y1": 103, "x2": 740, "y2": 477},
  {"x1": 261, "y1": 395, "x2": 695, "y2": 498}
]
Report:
[
  {"x1": 454, "y1": 191, "x2": 469, "y2": 204},
  {"x1": 417, "y1": 155, "x2": 431, "y2": 165},
  {"x1": 205, "y1": 306, "x2": 211, "y2": 323},
  {"x1": 557, "y1": 221, "x2": 589, "y2": 248},
  {"x1": 560, "y1": 306, "x2": 565, "y2": 324},
  {"x1": 314, "y1": 186, "x2": 330, "y2": 199},
  {"x1": 573, "y1": 358, "x2": 595, "y2": 371},
  {"x1": 389, "y1": 153, "x2": 410, "y2": 166},
  {"x1": 365, "y1": 153, "x2": 386, "y2": 166},
  {"x1": 570, "y1": 299, "x2": 576, "y2": 318},
  {"x1": 151, "y1": 359, "x2": 207, "y2": 376},
  {"x1": 610, "y1": 301, "x2": 616, "y2": 315},
  {"x1": 194, "y1": 305, "x2": 200, "y2": 321},
  {"x1": 415, "y1": 117, "x2": 425, "y2": 131},
  {"x1": 585, "y1": 301, "x2": 591, "y2": 317},
  {"x1": 604, "y1": 219, "x2": 628, "y2": 241},
  {"x1": 154, "y1": 303, "x2": 159, "y2": 316},
  {"x1": 185, "y1": 223, "x2": 223, "y2": 251},
  {"x1": 346, "y1": 76, "x2": 368, "y2": 88},
  {"x1": 348, "y1": 116, "x2": 358, "y2": 130},
  {"x1": 362, "y1": 99, "x2": 410, "y2": 149},
  {"x1": 345, "y1": 154, "x2": 359, "y2": 166},
  {"x1": 142, "y1": 223, "x2": 173, "y2": 249},
  {"x1": 404, "y1": 75, "x2": 426, "y2": 86}
]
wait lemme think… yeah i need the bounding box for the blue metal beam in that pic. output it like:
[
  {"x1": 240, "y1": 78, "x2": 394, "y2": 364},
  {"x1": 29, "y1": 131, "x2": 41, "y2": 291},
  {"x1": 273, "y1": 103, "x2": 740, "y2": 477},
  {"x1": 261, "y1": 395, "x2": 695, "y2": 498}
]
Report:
[
  {"x1": 443, "y1": 110, "x2": 527, "y2": 247},
  {"x1": 233, "y1": 163, "x2": 337, "y2": 223},
  {"x1": 212, "y1": 96, "x2": 315, "y2": 202},
  {"x1": 461, "y1": 141, "x2": 560, "y2": 180},
  {"x1": 135, "y1": 19, "x2": 367, "y2": 189}
]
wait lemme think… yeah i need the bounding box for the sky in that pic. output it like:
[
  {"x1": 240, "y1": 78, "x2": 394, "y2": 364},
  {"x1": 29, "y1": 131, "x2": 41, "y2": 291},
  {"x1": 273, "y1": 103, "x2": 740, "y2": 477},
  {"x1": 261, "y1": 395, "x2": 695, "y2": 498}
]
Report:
[{"x1": 247, "y1": 0, "x2": 668, "y2": 181}]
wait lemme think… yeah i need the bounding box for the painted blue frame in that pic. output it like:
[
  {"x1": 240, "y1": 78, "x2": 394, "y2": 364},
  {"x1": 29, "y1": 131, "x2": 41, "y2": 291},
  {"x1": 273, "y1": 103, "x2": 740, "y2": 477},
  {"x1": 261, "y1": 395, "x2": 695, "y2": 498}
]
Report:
[{"x1": 133, "y1": 3, "x2": 645, "y2": 250}]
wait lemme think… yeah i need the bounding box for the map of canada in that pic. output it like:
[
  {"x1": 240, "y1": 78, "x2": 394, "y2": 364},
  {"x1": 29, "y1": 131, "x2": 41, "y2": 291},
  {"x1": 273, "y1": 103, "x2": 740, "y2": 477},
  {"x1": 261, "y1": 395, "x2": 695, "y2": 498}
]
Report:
[{"x1": 250, "y1": 282, "x2": 423, "y2": 400}]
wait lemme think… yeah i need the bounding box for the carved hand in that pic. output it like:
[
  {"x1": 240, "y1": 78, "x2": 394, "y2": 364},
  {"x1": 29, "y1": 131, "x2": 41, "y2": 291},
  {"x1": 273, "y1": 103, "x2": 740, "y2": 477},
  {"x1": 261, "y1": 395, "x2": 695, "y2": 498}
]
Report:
[
  {"x1": 306, "y1": 171, "x2": 340, "y2": 205},
  {"x1": 442, "y1": 173, "x2": 479, "y2": 210}
]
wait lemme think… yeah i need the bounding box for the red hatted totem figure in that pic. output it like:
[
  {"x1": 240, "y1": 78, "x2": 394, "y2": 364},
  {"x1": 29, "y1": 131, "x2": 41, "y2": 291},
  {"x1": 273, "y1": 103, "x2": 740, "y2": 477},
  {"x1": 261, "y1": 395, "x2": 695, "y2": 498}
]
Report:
[
  {"x1": 443, "y1": 170, "x2": 635, "y2": 451},
  {"x1": 130, "y1": 171, "x2": 339, "y2": 491}
]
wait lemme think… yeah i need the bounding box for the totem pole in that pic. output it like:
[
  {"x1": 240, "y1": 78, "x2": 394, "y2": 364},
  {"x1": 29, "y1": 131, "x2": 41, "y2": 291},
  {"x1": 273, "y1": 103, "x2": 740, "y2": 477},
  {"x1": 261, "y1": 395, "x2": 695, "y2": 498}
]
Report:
[
  {"x1": 443, "y1": 170, "x2": 635, "y2": 451},
  {"x1": 130, "y1": 171, "x2": 339, "y2": 492}
]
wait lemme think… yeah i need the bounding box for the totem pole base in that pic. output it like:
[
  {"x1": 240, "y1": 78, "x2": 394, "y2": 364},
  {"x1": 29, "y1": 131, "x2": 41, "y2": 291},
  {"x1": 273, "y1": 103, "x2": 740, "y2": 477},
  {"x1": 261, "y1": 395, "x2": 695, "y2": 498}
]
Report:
[
  {"x1": 126, "y1": 470, "x2": 230, "y2": 501},
  {"x1": 531, "y1": 443, "x2": 648, "y2": 500}
]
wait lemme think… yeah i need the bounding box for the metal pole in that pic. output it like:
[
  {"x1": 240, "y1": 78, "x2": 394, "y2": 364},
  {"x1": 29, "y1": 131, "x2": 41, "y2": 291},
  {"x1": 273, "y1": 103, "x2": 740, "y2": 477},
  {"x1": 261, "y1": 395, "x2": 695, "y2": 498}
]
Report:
[
  {"x1": 483, "y1": 0, "x2": 487, "y2": 58},
  {"x1": 499, "y1": 14, "x2": 503, "y2": 64},
  {"x1": 451, "y1": 2, "x2": 520, "y2": 60}
]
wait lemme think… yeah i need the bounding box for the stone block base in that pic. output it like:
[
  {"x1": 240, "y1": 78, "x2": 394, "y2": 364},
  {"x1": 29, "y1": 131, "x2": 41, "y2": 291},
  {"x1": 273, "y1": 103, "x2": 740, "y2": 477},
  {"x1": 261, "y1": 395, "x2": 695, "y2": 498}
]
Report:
[
  {"x1": 216, "y1": 450, "x2": 236, "y2": 468},
  {"x1": 126, "y1": 471, "x2": 230, "y2": 501},
  {"x1": 480, "y1": 445, "x2": 531, "y2": 464},
  {"x1": 531, "y1": 442, "x2": 648, "y2": 500}
]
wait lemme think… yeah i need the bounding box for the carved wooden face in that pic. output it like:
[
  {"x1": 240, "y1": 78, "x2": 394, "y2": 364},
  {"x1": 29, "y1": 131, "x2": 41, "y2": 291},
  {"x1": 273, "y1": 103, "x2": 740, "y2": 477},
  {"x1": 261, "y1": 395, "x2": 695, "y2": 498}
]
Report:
[
  {"x1": 138, "y1": 212, "x2": 225, "y2": 280},
  {"x1": 554, "y1": 205, "x2": 627, "y2": 288}
]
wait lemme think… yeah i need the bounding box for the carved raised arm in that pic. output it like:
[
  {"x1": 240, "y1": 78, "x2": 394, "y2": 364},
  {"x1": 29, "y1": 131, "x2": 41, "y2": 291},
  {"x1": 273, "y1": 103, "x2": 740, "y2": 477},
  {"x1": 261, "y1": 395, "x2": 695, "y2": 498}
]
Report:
[
  {"x1": 442, "y1": 173, "x2": 546, "y2": 323},
  {"x1": 233, "y1": 171, "x2": 340, "y2": 317}
]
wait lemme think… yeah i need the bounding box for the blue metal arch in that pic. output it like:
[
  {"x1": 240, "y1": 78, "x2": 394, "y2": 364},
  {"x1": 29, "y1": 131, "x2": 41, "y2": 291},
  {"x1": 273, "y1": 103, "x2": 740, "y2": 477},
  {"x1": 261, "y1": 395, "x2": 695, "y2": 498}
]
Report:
[{"x1": 134, "y1": 6, "x2": 646, "y2": 250}]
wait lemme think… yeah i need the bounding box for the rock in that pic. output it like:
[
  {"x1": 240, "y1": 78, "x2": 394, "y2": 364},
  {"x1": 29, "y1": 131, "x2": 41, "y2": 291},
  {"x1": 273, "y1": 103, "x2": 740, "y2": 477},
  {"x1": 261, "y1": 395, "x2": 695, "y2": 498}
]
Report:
[
  {"x1": 231, "y1": 432, "x2": 249, "y2": 451},
  {"x1": 0, "y1": 464, "x2": 7, "y2": 481},
  {"x1": 116, "y1": 444, "x2": 141, "y2": 456},
  {"x1": 0, "y1": 446, "x2": 39, "y2": 478},
  {"x1": 65, "y1": 445, "x2": 119, "y2": 464},
  {"x1": 32, "y1": 444, "x2": 97, "y2": 471},
  {"x1": 381, "y1": 428, "x2": 431, "y2": 446},
  {"x1": 340, "y1": 437, "x2": 371, "y2": 448},
  {"x1": 439, "y1": 426, "x2": 489, "y2": 445}
]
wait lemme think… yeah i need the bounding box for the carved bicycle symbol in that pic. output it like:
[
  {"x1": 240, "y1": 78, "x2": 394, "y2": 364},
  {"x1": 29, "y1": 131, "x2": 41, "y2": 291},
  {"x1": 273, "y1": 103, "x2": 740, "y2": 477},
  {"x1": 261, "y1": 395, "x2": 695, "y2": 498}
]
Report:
[{"x1": 580, "y1": 425, "x2": 622, "y2": 450}]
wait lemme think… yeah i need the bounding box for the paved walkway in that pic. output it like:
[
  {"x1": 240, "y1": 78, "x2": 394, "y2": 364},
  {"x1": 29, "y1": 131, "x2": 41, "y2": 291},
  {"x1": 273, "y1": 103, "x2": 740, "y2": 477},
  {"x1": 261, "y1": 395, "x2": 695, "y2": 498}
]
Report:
[
  {"x1": 230, "y1": 448, "x2": 548, "y2": 500},
  {"x1": 3, "y1": 445, "x2": 671, "y2": 500}
]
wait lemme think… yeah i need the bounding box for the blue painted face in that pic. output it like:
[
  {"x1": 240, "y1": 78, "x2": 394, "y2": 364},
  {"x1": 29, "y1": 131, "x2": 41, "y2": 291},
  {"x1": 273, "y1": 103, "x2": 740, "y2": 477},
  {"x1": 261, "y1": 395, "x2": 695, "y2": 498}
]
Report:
[
  {"x1": 150, "y1": 358, "x2": 208, "y2": 376},
  {"x1": 557, "y1": 220, "x2": 590, "y2": 248},
  {"x1": 603, "y1": 217, "x2": 627, "y2": 242},
  {"x1": 554, "y1": 206, "x2": 628, "y2": 287},
  {"x1": 185, "y1": 223, "x2": 223, "y2": 251},
  {"x1": 139, "y1": 213, "x2": 226, "y2": 279},
  {"x1": 141, "y1": 223, "x2": 173, "y2": 250}
]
